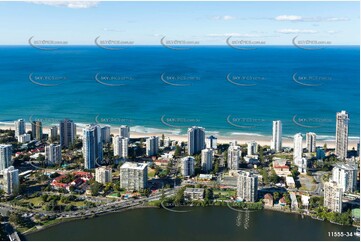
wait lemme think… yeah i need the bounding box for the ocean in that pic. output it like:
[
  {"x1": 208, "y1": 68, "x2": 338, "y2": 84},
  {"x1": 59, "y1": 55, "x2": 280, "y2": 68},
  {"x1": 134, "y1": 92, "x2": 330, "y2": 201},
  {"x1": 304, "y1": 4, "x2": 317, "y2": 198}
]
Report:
[{"x1": 0, "y1": 46, "x2": 359, "y2": 141}]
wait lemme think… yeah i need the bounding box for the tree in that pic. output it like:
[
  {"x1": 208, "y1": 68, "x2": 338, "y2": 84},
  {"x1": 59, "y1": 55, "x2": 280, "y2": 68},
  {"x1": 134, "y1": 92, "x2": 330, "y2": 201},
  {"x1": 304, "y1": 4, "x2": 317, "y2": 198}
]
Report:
[
  {"x1": 174, "y1": 145, "x2": 181, "y2": 157},
  {"x1": 273, "y1": 192, "x2": 280, "y2": 201},
  {"x1": 90, "y1": 182, "x2": 102, "y2": 196}
]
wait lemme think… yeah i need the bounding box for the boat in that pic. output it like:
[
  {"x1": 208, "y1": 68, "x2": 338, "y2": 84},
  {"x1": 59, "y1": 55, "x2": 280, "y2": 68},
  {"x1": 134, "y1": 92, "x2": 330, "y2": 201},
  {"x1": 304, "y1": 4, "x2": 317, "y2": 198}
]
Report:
[{"x1": 355, "y1": 228, "x2": 360, "y2": 237}]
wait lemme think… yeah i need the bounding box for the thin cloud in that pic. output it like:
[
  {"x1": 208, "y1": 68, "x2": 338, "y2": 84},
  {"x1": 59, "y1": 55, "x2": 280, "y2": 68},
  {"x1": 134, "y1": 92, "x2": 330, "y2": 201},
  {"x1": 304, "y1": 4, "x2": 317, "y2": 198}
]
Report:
[
  {"x1": 276, "y1": 29, "x2": 318, "y2": 34},
  {"x1": 275, "y1": 15, "x2": 302, "y2": 21},
  {"x1": 211, "y1": 15, "x2": 236, "y2": 21},
  {"x1": 30, "y1": 1, "x2": 99, "y2": 9},
  {"x1": 275, "y1": 15, "x2": 349, "y2": 22}
]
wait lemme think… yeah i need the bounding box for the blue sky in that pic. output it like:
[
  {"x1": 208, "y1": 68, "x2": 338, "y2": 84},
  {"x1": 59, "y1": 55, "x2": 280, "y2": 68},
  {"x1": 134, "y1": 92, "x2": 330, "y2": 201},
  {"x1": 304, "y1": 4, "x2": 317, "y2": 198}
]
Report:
[{"x1": 0, "y1": 1, "x2": 359, "y2": 45}]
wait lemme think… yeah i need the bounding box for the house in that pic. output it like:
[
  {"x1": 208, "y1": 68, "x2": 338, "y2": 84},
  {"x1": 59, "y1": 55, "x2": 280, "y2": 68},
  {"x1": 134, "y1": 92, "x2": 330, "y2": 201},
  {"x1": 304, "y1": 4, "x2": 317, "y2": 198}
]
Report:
[
  {"x1": 273, "y1": 158, "x2": 291, "y2": 177},
  {"x1": 154, "y1": 159, "x2": 169, "y2": 167},
  {"x1": 286, "y1": 176, "x2": 296, "y2": 188},
  {"x1": 184, "y1": 188, "x2": 204, "y2": 200},
  {"x1": 263, "y1": 193, "x2": 273, "y2": 207},
  {"x1": 279, "y1": 197, "x2": 287, "y2": 206}
]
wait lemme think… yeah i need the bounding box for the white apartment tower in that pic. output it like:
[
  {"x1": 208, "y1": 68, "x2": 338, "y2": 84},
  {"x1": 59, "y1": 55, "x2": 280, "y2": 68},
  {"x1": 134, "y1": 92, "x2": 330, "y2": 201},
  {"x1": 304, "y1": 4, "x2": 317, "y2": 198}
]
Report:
[
  {"x1": 95, "y1": 166, "x2": 112, "y2": 184},
  {"x1": 187, "y1": 126, "x2": 205, "y2": 155},
  {"x1": 14, "y1": 119, "x2": 26, "y2": 138},
  {"x1": 306, "y1": 132, "x2": 316, "y2": 153},
  {"x1": 181, "y1": 156, "x2": 195, "y2": 177},
  {"x1": 227, "y1": 144, "x2": 241, "y2": 170},
  {"x1": 237, "y1": 171, "x2": 258, "y2": 202},
  {"x1": 324, "y1": 181, "x2": 343, "y2": 213},
  {"x1": 3, "y1": 166, "x2": 19, "y2": 195},
  {"x1": 335, "y1": 111, "x2": 349, "y2": 160},
  {"x1": 247, "y1": 141, "x2": 258, "y2": 156},
  {"x1": 119, "y1": 162, "x2": 148, "y2": 191},
  {"x1": 205, "y1": 135, "x2": 217, "y2": 149},
  {"x1": 113, "y1": 136, "x2": 129, "y2": 158},
  {"x1": 201, "y1": 148, "x2": 213, "y2": 173},
  {"x1": 332, "y1": 163, "x2": 358, "y2": 193},
  {"x1": 82, "y1": 124, "x2": 103, "y2": 169},
  {"x1": 119, "y1": 125, "x2": 130, "y2": 138},
  {"x1": 271, "y1": 120, "x2": 282, "y2": 152},
  {"x1": 0, "y1": 144, "x2": 12, "y2": 172},
  {"x1": 293, "y1": 133, "x2": 303, "y2": 161},
  {"x1": 45, "y1": 144, "x2": 62, "y2": 165},
  {"x1": 146, "y1": 136, "x2": 159, "y2": 156}
]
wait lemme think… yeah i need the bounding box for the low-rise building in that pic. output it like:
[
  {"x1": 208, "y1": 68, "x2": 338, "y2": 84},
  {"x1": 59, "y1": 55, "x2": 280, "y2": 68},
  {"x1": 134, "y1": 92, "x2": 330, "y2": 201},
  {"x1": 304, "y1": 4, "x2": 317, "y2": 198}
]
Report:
[
  {"x1": 272, "y1": 158, "x2": 291, "y2": 177},
  {"x1": 286, "y1": 176, "x2": 296, "y2": 188},
  {"x1": 2, "y1": 166, "x2": 19, "y2": 195},
  {"x1": 324, "y1": 181, "x2": 343, "y2": 213},
  {"x1": 119, "y1": 162, "x2": 148, "y2": 191},
  {"x1": 95, "y1": 166, "x2": 112, "y2": 184},
  {"x1": 184, "y1": 188, "x2": 204, "y2": 200}
]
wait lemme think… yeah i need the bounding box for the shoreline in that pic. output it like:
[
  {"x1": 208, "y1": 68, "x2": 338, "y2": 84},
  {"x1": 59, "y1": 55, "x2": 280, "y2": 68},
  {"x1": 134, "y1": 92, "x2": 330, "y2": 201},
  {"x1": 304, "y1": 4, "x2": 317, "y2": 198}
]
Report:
[
  {"x1": 0, "y1": 123, "x2": 359, "y2": 150},
  {"x1": 23, "y1": 203, "x2": 358, "y2": 239}
]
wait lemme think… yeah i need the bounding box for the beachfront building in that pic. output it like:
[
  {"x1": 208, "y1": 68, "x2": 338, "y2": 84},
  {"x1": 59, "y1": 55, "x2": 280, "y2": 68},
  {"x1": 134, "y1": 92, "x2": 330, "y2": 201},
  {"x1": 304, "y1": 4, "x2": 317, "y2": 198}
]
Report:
[
  {"x1": 324, "y1": 181, "x2": 343, "y2": 213},
  {"x1": 82, "y1": 124, "x2": 103, "y2": 169},
  {"x1": 187, "y1": 126, "x2": 205, "y2": 155},
  {"x1": 181, "y1": 156, "x2": 195, "y2": 177},
  {"x1": 201, "y1": 148, "x2": 213, "y2": 173},
  {"x1": 247, "y1": 141, "x2": 257, "y2": 156},
  {"x1": 3, "y1": 166, "x2": 19, "y2": 195},
  {"x1": 113, "y1": 135, "x2": 128, "y2": 159},
  {"x1": 335, "y1": 110, "x2": 349, "y2": 160},
  {"x1": 60, "y1": 119, "x2": 76, "y2": 148},
  {"x1": 31, "y1": 121, "x2": 43, "y2": 140},
  {"x1": 332, "y1": 162, "x2": 358, "y2": 193},
  {"x1": 17, "y1": 133, "x2": 31, "y2": 143},
  {"x1": 14, "y1": 119, "x2": 26, "y2": 138},
  {"x1": 237, "y1": 171, "x2": 258, "y2": 202},
  {"x1": 119, "y1": 162, "x2": 148, "y2": 191},
  {"x1": 119, "y1": 125, "x2": 130, "y2": 138},
  {"x1": 184, "y1": 188, "x2": 205, "y2": 201},
  {"x1": 101, "y1": 126, "x2": 111, "y2": 143},
  {"x1": 146, "y1": 136, "x2": 159, "y2": 156},
  {"x1": 271, "y1": 120, "x2": 282, "y2": 152},
  {"x1": 293, "y1": 133, "x2": 303, "y2": 161},
  {"x1": 95, "y1": 166, "x2": 112, "y2": 184},
  {"x1": 227, "y1": 143, "x2": 241, "y2": 170},
  {"x1": 49, "y1": 125, "x2": 58, "y2": 141},
  {"x1": 0, "y1": 144, "x2": 12, "y2": 172},
  {"x1": 306, "y1": 132, "x2": 316, "y2": 152},
  {"x1": 45, "y1": 144, "x2": 62, "y2": 165},
  {"x1": 205, "y1": 135, "x2": 217, "y2": 149}
]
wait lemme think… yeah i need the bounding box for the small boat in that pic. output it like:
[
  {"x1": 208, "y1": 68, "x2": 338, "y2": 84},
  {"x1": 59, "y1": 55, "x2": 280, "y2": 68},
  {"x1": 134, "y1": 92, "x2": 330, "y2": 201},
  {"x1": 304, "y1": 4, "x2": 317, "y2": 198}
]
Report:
[{"x1": 355, "y1": 228, "x2": 360, "y2": 237}]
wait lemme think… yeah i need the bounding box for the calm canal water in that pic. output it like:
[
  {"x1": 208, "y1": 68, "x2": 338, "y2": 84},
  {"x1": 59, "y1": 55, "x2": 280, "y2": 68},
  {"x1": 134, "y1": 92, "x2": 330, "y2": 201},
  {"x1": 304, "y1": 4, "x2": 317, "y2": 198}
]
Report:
[{"x1": 26, "y1": 207, "x2": 359, "y2": 241}]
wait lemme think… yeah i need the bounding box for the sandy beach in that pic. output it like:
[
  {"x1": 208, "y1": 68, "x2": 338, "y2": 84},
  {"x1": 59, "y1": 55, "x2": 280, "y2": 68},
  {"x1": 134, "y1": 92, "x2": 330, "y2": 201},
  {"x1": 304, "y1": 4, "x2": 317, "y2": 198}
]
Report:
[{"x1": 0, "y1": 123, "x2": 358, "y2": 150}]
